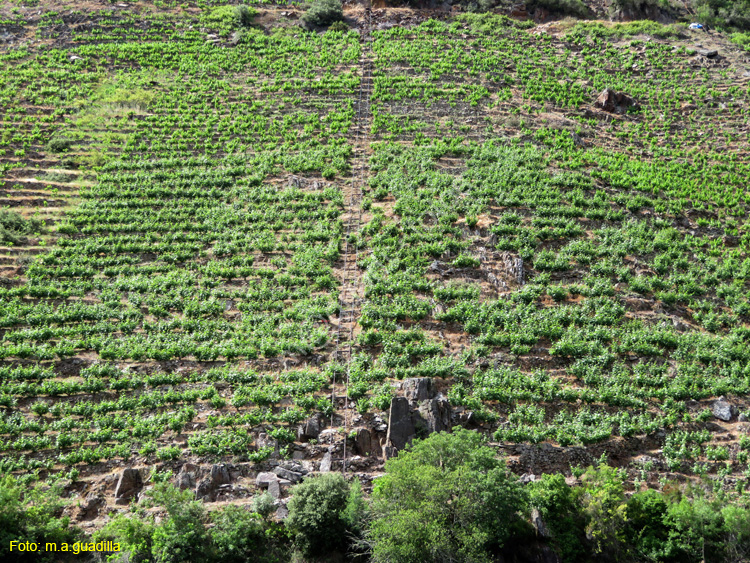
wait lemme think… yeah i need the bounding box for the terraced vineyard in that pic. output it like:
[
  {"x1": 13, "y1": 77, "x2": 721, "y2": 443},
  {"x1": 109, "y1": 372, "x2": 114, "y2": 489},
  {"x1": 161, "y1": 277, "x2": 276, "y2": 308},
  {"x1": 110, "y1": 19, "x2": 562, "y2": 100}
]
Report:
[{"x1": 2, "y1": 0, "x2": 750, "y2": 529}]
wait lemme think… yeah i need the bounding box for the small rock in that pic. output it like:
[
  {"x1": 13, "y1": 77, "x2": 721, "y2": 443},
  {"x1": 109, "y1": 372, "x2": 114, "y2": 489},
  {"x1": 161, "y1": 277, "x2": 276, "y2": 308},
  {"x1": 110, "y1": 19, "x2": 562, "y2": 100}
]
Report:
[
  {"x1": 273, "y1": 466, "x2": 303, "y2": 483},
  {"x1": 268, "y1": 479, "x2": 281, "y2": 499},
  {"x1": 595, "y1": 88, "x2": 638, "y2": 114},
  {"x1": 739, "y1": 413, "x2": 748, "y2": 423},
  {"x1": 256, "y1": 472, "x2": 278, "y2": 487},
  {"x1": 297, "y1": 413, "x2": 324, "y2": 441},
  {"x1": 320, "y1": 451, "x2": 332, "y2": 472},
  {"x1": 402, "y1": 378, "x2": 436, "y2": 402},
  {"x1": 712, "y1": 397, "x2": 735, "y2": 422},
  {"x1": 114, "y1": 468, "x2": 142, "y2": 505},
  {"x1": 698, "y1": 49, "x2": 718, "y2": 58},
  {"x1": 275, "y1": 505, "x2": 289, "y2": 520}
]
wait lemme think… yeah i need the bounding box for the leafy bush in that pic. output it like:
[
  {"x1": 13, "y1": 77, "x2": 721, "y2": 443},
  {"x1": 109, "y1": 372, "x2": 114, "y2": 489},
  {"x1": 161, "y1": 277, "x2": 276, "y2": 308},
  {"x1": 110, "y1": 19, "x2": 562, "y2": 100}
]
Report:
[
  {"x1": 691, "y1": 0, "x2": 750, "y2": 31},
  {"x1": 211, "y1": 505, "x2": 288, "y2": 563},
  {"x1": 0, "y1": 475, "x2": 81, "y2": 563},
  {"x1": 732, "y1": 31, "x2": 750, "y2": 49},
  {"x1": 286, "y1": 472, "x2": 352, "y2": 556},
  {"x1": 47, "y1": 137, "x2": 72, "y2": 153},
  {"x1": 148, "y1": 482, "x2": 213, "y2": 563},
  {"x1": 0, "y1": 209, "x2": 45, "y2": 244},
  {"x1": 301, "y1": 0, "x2": 343, "y2": 28},
  {"x1": 527, "y1": 0, "x2": 592, "y2": 17},
  {"x1": 327, "y1": 20, "x2": 349, "y2": 32},
  {"x1": 95, "y1": 512, "x2": 155, "y2": 563},
  {"x1": 369, "y1": 429, "x2": 528, "y2": 562},
  {"x1": 201, "y1": 5, "x2": 257, "y2": 36}
]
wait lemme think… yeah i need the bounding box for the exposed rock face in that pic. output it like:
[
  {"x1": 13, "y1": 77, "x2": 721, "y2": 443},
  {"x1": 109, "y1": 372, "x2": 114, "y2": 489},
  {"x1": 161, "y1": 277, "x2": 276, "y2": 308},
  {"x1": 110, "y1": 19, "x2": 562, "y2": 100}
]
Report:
[
  {"x1": 713, "y1": 397, "x2": 735, "y2": 422},
  {"x1": 114, "y1": 468, "x2": 143, "y2": 505},
  {"x1": 196, "y1": 464, "x2": 232, "y2": 501},
  {"x1": 402, "y1": 377, "x2": 436, "y2": 402},
  {"x1": 354, "y1": 427, "x2": 380, "y2": 456},
  {"x1": 268, "y1": 479, "x2": 281, "y2": 499},
  {"x1": 320, "y1": 450, "x2": 332, "y2": 472},
  {"x1": 531, "y1": 508, "x2": 552, "y2": 539},
  {"x1": 256, "y1": 472, "x2": 278, "y2": 487},
  {"x1": 75, "y1": 494, "x2": 105, "y2": 521},
  {"x1": 297, "y1": 413, "x2": 324, "y2": 440},
  {"x1": 386, "y1": 397, "x2": 416, "y2": 452},
  {"x1": 418, "y1": 398, "x2": 452, "y2": 433},
  {"x1": 274, "y1": 462, "x2": 307, "y2": 483},
  {"x1": 595, "y1": 88, "x2": 638, "y2": 114},
  {"x1": 211, "y1": 464, "x2": 231, "y2": 486}
]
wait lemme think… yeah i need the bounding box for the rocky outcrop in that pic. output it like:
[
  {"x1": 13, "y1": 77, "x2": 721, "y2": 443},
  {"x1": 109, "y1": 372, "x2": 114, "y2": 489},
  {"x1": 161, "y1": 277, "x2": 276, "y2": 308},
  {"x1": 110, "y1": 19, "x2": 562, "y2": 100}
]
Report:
[
  {"x1": 386, "y1": 397, "x2": 415, "y2": 453},
  {"x1": 114, "y1": 468, "x2": 143, "y2": 505},
  {"x1": 196, "y1": 463, "x2": 232, "y2": 501},
  {"x1": 418, "y1": 398, "x2": 452, "y2": 433},
  {"x1": 595, "y1": 88, "x2": 638, "y2": 114},
  {"x1": 320, "y1": 450, "x2": 333, "y2": 472},
  {"x1": 75, "y1": 494, "x2": 105, "y2": 521},
  {"x1": 297, "y1": 413, "x2": 324, "y2": 441},
  {"x1": 354, "y1": 427, "x2": 381, "y2": 456},
  {"x1": 176, "y1": 463, "x2": 198, "y2": 490},
  {"x1": 713, "y1": 397, "x2": 736, "y2": 422},
  {"x1": 402, "y1": 377, "x2": 436, "y2": 402}
]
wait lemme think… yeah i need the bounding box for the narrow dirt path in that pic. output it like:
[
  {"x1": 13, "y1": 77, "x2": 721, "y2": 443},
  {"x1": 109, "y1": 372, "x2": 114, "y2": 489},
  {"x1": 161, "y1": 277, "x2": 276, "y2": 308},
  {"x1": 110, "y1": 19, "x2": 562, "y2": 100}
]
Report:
[{"x1": 332, "y1": 8, "x2": 373, "y2": 472}]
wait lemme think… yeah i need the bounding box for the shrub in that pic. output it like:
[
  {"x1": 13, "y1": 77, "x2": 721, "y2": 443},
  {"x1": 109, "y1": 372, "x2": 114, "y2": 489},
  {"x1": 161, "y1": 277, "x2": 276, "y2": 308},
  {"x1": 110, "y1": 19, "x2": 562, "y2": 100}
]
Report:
[
  {"x1": 95, "y1": 512, "x2": 155, "y2": 563},
  {"x1": 327, "y1": 20, "x2": 349, "y2": 32},
  {"x1": 369, "y1": 429, "x2": 528, "y2": 562},
  {"x1": 691, "y1": 0, "x2": 750, "y2": 31},
  {"x1": 148, "y1": 482, "x2": 212, "y2": 563},
  {"x1": 286, "y1": 473, "x2": 350, "y2": 556},
  {"x1": 211, "y1": 505, "x2": 287, "y2": 563},
  {"x1": 47, "y1": 137, "x2": 72, "y2": 153},
  {"x1": 301, "y1": 0, "x2": 343, "y2": 28},
  {"x1": 0, "y1": 475, "x2": 81, "y2": 563},
  {"x1": 0, "y1": 209, "x2": 45, "y2": 244},
  {"x1": 202, "y1": 5, "x2": 257, "y2": 36},
  {"x1": 527, "y1": 0, "x2": 592, "y2": 18}
]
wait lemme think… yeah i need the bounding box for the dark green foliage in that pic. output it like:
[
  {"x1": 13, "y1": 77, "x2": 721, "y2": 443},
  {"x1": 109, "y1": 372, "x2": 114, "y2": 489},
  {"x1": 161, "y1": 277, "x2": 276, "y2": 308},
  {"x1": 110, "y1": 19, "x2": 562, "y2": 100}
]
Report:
[
  {"x1": 0, "y1": 209, "x2": 44, "y2": 244},
  {"x1": 528, "y1": 474, "x2": 588, "y2": 561},
  {"x1": 285, "y1": 472, "x2": 351, "y2": 556},
  {"x1": 691, "y1": 0, "x2": 750, "y2": 31},
  {"x1": 528, "y1": 464, "x2": 750, "y2": 563},
  {"x1": 301, "y1": 0, "x2": 343, "y2": 28},
  {"x1": 0, "y1": 475, "x2": 81, "y2": 563},
  {"x1": 201, "y1": 5, "x2": 257, "y2": 36},
  {"x1": 211, "y1": 505, "x2": 288, "y2": 563},
  {"x1": 148, "y1": 482, "x2": 213, "y2": 563},
  {"x1": 527, "y1": 0, "x2": 593, "y2": 18},
  {"x1": 369, "y1": 429, "x2": 528, "y2": 563},
  {"x1": 47, "y1": 137, "x2": 72, "y2": 153},
  {"x1": 327, "y1": 20, "x2": 349, "y2": 32},
  {"x1": 95, "y1": 512, "x2": 155, "y2": 563}
]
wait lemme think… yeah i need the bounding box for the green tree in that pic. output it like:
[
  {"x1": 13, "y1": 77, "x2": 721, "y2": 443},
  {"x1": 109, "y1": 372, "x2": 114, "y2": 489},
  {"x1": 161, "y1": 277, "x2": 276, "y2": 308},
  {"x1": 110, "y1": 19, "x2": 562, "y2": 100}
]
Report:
[
  {"x1": 148, "y1": 482, "x2": 212, "y2": 563},
  {"x1": 0, "y1": 475, "x2": 80, "y2": 563},
  {"x1": 211, "y1": 505, "x2": 288, "y2": 563},
  {"x1": 528, "y1": 473, "x2": 587, "y2": 561},
  {"x1": 575, "y1": 464, "x2": 629, "y2": 560},
  {"x1": 286, "y1": 472, "x2": 350, "y2": 557},
  {"x1": 369, "y1": 429, "x2": 528, "y2": 563},
  {"x1": 95, "y1": 512, "x2": 154, "y2": 563},
  {"x1": 301, "y1": 0, "x2": 343, "y2": 28}
]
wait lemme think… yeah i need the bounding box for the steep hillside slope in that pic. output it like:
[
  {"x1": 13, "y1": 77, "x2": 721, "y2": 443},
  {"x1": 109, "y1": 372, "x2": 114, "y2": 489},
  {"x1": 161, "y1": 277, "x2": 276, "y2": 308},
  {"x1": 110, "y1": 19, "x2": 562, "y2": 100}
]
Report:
[{"x1": 1, "y1": 0, "x2": 750, "y2": 532}]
